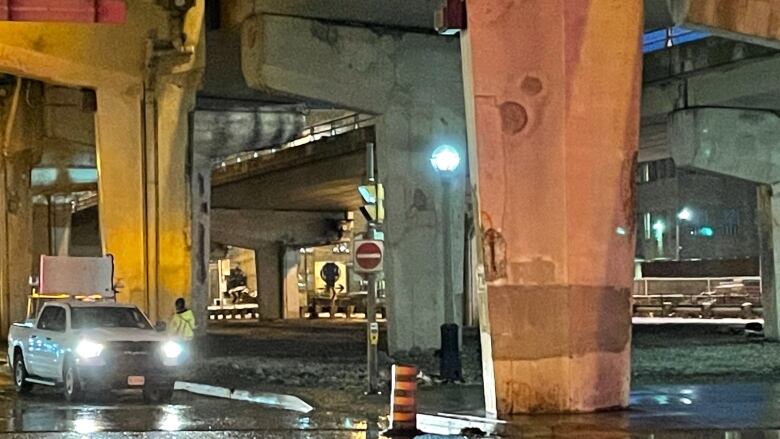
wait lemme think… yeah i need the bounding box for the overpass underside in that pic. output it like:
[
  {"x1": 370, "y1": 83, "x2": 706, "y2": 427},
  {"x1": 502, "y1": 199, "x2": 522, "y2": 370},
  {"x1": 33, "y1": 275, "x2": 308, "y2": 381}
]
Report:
[{"x1": 209, "y1": 127, "x2": 371, "y2": 319}]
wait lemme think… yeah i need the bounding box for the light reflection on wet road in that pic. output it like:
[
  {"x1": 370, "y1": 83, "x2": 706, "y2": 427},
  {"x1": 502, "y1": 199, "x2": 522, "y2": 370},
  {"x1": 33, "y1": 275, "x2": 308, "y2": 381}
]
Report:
[
  {"x1": 5, "y1": 365, "x2": 780, "y2": 438},
  {"x1": 0, "y1": 367, "x2": 382, "y2": 437}
]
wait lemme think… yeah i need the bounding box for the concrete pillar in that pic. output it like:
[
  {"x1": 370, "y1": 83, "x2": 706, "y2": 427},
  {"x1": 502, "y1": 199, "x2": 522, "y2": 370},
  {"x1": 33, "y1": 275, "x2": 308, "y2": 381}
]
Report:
[
  {"x1": 96, "y1": 74, "x2": 202, "y2": 324},
  {"x1": 462, "y1": 0, "x2": 642, "y2": 413},
  {"x1": 50, "y1": 202, "x2": 73, "y2": 256},
  {"x1": 669, "y1": 0, "x2": 780, "y2": 48},
  {"x1": 0, "y1": 79, "x2": 39, "y2": 331},
  {"x1": 241, "y1": 14, "x2": 467, "y2": 351},
  {"x1": 282, "y1": 247, "x2": 301, "y2": 319},
  {"x1": 0, "y1": 1, "x2": 206, "y2": 331},
  {"x1": 255, "y1": 243, "x2": 282, "y2": 319},
  {"x1": 758, "y1": 186, "x2": 778, "y2": 339},
  {"x1": 190, "y1": 132, "x2": 211, "y2": 335}
]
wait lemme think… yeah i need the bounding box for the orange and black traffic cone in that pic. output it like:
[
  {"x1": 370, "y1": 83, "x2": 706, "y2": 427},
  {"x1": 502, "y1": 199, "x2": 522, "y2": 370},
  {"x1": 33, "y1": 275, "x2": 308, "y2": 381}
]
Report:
[{"x1": 383, "y1": 364, "x2": 423, "y2": 437}]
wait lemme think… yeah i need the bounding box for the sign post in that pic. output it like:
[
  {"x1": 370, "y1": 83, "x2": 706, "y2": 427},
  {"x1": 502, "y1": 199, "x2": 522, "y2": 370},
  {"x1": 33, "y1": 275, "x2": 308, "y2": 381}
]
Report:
[{"x1": 354, "y1": 238, "x2": 384, "y2": 393}]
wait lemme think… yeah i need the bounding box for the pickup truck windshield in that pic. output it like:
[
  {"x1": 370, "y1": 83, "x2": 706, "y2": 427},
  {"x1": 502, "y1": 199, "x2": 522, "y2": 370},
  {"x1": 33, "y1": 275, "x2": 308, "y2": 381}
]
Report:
[{"x1": 71, "y1": 307, "x2": 153, "y2": 330}]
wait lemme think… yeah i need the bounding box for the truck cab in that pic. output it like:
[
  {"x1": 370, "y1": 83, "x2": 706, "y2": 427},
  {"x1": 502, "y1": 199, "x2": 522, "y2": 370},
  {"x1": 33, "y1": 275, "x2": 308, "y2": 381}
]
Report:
[
  {"x1": 8, "y1": 300, "x2": 184, "y2": 402},
  {"x1": 6, "y1": 256, "x2": 185, "y2": 403}
]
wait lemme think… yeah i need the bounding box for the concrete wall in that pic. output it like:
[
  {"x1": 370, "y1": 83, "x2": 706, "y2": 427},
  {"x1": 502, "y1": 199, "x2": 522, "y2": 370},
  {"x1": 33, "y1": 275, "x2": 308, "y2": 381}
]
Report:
[{"x1": 241, "y1": 14, "x2": 467, "y2": 351}]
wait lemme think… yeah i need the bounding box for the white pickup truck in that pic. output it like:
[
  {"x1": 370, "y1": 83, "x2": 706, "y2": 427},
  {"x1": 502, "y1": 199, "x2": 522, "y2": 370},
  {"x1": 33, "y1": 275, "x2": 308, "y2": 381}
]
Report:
[{"x1": 7, "y1": 300, "x2": 185, "y2": 402}]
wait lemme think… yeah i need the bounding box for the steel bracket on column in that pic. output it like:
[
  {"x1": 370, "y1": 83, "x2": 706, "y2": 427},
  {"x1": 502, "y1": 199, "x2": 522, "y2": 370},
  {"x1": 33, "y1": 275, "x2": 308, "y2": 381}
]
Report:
[{"x1": 0, "y1": 0, "x2": 126, "y2": 24}]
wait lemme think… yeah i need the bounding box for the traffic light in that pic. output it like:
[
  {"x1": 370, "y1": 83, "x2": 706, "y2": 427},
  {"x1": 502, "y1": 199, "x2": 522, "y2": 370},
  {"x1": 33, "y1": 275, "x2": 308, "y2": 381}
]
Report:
[{"x1": 358, "y1": 183, "x2": 384, "y2": 224}]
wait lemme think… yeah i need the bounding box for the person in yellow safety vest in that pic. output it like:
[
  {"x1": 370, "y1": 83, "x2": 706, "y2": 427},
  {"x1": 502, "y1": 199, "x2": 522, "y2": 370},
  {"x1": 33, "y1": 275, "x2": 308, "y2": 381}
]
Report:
[{"x1": 169, "y1": 298, "x2": 196, "y2": 340}]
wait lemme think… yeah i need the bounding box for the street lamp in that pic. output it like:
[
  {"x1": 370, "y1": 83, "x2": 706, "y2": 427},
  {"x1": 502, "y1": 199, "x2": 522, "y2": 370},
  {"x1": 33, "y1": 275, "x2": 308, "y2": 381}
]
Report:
[
  {"x1": 430, "y1": 144, "x2": 462, "y2": 382},
  {"x1": 676, "y1": 207, "x2": 693, "y2": 260},
  {"x1": 652, "y1": 220, "x2": 666, "y2": 257}
]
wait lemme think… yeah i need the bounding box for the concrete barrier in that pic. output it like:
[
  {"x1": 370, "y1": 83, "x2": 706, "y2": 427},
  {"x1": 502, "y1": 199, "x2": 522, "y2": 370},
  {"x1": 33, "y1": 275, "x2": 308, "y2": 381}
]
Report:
[{"x1": 173, "y1": 381, "x2": 314, "y2": 413}]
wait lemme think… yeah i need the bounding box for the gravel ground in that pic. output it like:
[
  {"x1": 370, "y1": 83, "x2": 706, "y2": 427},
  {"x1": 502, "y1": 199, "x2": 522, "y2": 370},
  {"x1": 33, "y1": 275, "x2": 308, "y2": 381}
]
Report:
[
  {"x1": 188, "y1": 320, "x2": 780, "y2": 403},
  {"x1": 186, "y1": 320, "x2": 482, "y2": 393},
  {"x1": 632, "y1": 323, "x2": 780, "y2": 385}
]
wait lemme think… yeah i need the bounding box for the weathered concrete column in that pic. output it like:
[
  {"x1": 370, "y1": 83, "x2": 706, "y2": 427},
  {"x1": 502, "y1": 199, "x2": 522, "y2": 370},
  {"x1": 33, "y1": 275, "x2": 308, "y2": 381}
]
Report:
[
  {"x1": 668, "y1": 108, "x2": 780, "y2": 339},
  {"x1": 255, "y1": 243, "x2": 282, "y2": 319},
  {"x1": 669, "y1": 0, "x2": 780, "y2": 48},
  {"x1": 757, "y1": 186, "x2": 779, "y2": 339},
  {"x1": 282, "y1": 248, "x2": 301, "y2": 319},
  {"x1": 0, "y1": 79, "x2": 39, "y2": 331},
  {"x1": 49, "y1": 202, "x2": 73, "y2": 256},
  {"x1": 0, "y1": 1, "x2": 206, "y2": 331},
  {"x1": 462, "y1": 0, "x2": 642, "y2": 413},
  {"x1": 241, "y1": 14, "x2": 466, "y2": 351}
]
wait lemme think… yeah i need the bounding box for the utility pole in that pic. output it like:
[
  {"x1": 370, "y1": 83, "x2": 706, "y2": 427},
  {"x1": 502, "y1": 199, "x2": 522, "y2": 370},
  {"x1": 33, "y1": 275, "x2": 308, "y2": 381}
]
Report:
[{"x1": 358, "y1": 142, "x2": 384, "y2": 394}]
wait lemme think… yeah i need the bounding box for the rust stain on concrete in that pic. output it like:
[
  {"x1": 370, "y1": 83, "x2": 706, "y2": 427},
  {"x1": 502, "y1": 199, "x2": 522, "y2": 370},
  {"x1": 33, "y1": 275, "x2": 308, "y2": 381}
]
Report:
[
  {"x1": 520, "y1": 75, "x2": 543, "y2": 96},
  {"x1": 483, "y1": 228, "x2": 507, "y2": 281},
  {"x1": 499, "y1": 101, "x2": 528, "y2": 135}
]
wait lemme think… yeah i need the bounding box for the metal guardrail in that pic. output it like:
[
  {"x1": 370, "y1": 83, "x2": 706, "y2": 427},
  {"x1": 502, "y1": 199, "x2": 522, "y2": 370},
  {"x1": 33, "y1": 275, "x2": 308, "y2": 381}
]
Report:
[
  {"x1": 633, "y1": 276, "x2": 762, "y2": 297},
  {"x1": 212, "y1": 113, "x2": 375, "y2": 178},
  {"x1": 633, "y1": 276, "x2": 763, "y2": 319}
]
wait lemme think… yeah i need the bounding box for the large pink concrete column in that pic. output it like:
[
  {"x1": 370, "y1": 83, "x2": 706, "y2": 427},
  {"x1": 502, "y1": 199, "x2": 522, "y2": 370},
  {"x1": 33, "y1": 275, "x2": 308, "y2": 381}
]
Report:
[{"x1": 462, "y1": 1, "x2": 643, "y2": 413}]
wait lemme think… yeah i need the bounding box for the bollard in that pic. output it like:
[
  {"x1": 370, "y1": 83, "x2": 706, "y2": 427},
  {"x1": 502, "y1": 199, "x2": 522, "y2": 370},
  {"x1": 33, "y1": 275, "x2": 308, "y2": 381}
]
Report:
[
  {"x1": 701, "y1": 302, "x2": 712, "y2": 319},
  {"x1": 742, "y1": 302, "x2": 754, "y2": 319},
  {"x1": 384, "y1": 364, "x2": 422, "y2": 437}
]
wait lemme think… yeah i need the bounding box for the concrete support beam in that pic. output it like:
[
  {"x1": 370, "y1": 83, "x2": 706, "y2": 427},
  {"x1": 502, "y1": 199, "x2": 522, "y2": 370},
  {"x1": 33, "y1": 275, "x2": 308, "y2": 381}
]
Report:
[
  {"x1": 669, "y1": 107, "x2": 780, "y2": 340},
  {"x1": 670, "y1": 0, "x2": 780, "y2": 48},
  {"x1": 193, "y1": 109, "x2": 305, "y2": 159},
  {"x1": 0, "y1": 79, "x2": 41, "y2": 330},
  {"x1": 757, "y1": 186, "x2": 779, "y2": 340},
  {"x1": 643, "y1": 50, "x2": 780, "y2": 122},
  {"x1": 190, "y1": 128, "x2": 211, "y2": 336},
  {"x1": 669, "y1": 108, "x2": 780, "y2": 184},
  {"x1": 241, "y1": 13, "x2": 466, "y2": 351},
  {"x1": 255, "y1": 243, "x2": 282, "y2": 319},
  {"x1": 211, "y1": 208, "x2": 342, "y2": 249},
  {"x1": 282, "y1": 248, "x2": 301, "y2": 319},
  {"x1": 462, "y1": 0, "x2": 642, "y2": 414}
]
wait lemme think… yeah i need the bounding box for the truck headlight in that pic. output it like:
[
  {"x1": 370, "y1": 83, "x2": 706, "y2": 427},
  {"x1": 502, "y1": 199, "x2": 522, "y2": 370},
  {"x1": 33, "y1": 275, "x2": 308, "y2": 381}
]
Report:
[
  {"x1": 162, "y1": 341, "x2": 183, "y2": 359},
  {"x1": 76, "y1": 340, "x2": 103, "y2": 359}
]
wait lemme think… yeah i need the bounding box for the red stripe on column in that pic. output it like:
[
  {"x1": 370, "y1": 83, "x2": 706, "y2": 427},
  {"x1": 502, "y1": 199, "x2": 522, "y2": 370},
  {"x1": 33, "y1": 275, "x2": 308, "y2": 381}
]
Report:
[
  {"x1": 96, "y1": 0, "x2": 126, "y2": 24},
  {"x1": 0, "y1": 0, "x2": 9, "y2": 20},
  {"x1": 0, "y1": 0, "x2": 126, "y2": 23}
]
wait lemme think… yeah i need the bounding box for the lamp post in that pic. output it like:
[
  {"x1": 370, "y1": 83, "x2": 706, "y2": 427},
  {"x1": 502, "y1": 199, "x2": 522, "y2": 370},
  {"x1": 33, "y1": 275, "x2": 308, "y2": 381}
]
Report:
[
  {"x1": 430, "y1": 144, "x2": 462, "y2": 382},
  {"x1": 676, "y1": 207, "x2": 693, "y2": 261}
]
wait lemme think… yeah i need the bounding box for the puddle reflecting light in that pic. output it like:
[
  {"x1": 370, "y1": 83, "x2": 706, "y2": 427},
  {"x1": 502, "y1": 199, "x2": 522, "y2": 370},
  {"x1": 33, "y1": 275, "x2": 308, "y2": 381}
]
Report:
[
  {"x1": 74, "y1": 417, "x2": 99, "y2": 434},
  {"x1": 298, "y1": 416, "x2": 312, "y2": 429},
  {"x1": 160, "y1": 408, "x2": 183, "y2": 431}
]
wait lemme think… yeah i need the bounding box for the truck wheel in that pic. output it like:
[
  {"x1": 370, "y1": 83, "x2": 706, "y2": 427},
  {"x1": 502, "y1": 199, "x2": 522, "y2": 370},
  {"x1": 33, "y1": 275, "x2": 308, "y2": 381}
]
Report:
[
  {"x1": 143, "y1": 385, "x2": 174, "y2": 404},
  {"x1": 13, "y1": 354, "x2": 33, "y2": 394},
  {"x1": 63, "y1": 360, "x2": 84, "y2": 403}
]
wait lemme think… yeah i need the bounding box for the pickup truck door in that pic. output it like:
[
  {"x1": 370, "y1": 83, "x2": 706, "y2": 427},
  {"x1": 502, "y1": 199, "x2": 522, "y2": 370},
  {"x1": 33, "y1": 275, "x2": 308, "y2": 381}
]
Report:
[{"x1": 31, "y1": 306, "x2": 67, "y2": 379}]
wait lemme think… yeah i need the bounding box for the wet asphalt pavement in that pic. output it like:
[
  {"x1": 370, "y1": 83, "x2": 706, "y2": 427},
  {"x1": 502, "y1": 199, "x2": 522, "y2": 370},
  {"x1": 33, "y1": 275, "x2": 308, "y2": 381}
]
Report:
[
  {"x1": 6, "y1": 319, "x2": 780, "y2": 437},
  {"x1": 8, "y1": 371, "x2": 780, "y2": 438},
  {"x1": 0, "y1": 364, "x2": 386, "y2": 438}
]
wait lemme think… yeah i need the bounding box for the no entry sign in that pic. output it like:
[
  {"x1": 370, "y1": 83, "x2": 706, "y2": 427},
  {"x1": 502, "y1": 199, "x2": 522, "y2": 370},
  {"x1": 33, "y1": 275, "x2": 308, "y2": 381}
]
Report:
[{"x1": 353, "y1": 240, "x2": 384, "y2": 273}]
